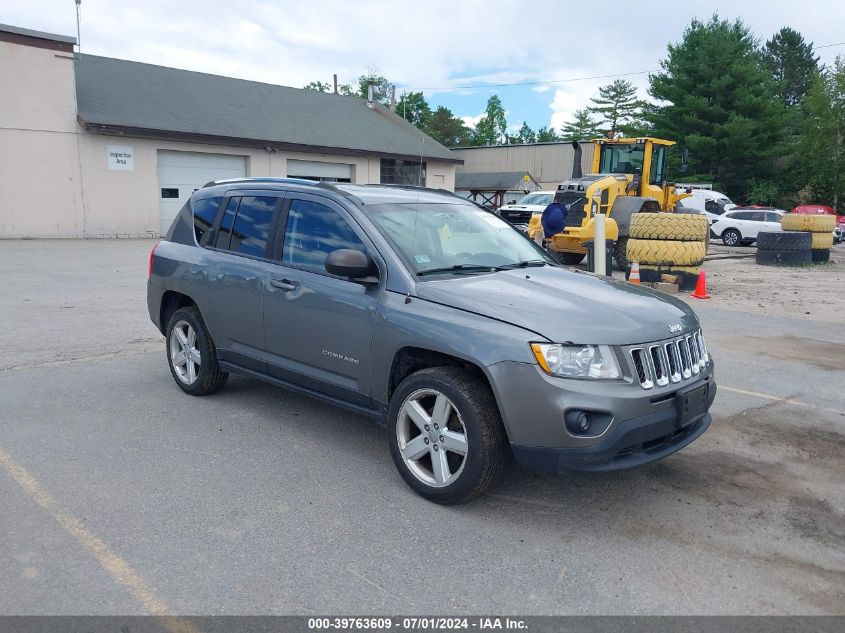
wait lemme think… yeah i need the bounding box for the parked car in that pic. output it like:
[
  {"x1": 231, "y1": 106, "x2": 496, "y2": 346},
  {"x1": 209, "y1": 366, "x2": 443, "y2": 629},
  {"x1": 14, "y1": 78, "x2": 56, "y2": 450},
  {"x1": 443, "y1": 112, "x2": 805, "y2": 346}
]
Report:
[
  {"x1": 497, "y1": 191, "x2": 556, "y2": 229},
  {"x1": 675, "y1": 188, "x2": 736, "y2": 227},
  {"x1": 148, "y1": 179, "x2": 715, "y2": 504},
  {"x1": 711, "y1": 208, "x2": 785, "y2": 246}
]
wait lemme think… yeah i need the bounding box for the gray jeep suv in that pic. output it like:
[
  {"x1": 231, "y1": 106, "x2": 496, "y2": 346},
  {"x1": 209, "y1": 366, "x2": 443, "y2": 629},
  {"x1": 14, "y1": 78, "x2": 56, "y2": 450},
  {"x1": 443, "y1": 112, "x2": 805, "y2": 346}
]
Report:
[{"x1": 148, "y1": 179, "x2": 715, "y2": 504}]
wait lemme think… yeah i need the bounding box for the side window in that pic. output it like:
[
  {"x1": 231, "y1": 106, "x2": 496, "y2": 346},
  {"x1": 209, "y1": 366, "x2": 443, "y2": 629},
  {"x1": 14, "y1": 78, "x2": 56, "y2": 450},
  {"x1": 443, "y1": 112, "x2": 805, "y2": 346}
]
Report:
[
  {"x1": 215, "y1": 197, "x2": 240, "y2": 249},
  {"x1": 229, "y1": 196, "x2": 277, "y2": 257},
  {"x1": 282, "y1": 199, "x2": 366, "y2": 274},
  {"x1": 193, "y1": 196, "x2": 223, "y2": 245},
  {"x1": 767, "y1": 212, "x2": 782, "y2": 223}
]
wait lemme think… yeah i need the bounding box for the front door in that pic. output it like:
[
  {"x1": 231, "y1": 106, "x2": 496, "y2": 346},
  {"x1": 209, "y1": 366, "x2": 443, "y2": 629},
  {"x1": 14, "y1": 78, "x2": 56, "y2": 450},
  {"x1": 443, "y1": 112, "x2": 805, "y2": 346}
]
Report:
[{"x1": 263, "y1": 193, "x2": 380, "y2": 407}]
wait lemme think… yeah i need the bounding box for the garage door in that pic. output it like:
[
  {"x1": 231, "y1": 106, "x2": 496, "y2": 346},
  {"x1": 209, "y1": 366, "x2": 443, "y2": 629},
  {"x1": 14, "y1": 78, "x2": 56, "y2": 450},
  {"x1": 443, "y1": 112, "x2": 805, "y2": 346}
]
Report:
[
  {"x1": 156, "y1": 151, "x2": 246, "y2": 235},
  {"x1": 286, "y1": 159, "x2": 352, "y2": 182}
]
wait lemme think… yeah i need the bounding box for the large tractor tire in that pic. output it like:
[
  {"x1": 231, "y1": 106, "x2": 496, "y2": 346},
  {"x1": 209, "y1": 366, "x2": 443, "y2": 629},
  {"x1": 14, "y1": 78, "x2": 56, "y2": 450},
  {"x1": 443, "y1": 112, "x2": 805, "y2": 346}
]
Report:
[
  {"x1": 810, "y1": 231, "x2": 834, "y2": 250},
  {"x1": 614, "y1": 237, "x2": 629, "y2": 270},
  {"x1": 781, "y1": 214, "x2": 836, "y2": 232},
  {"x1": 756, "y1": 231, "x2": 812, "y2": 252},
  {"x1": 756, "y1": 249, "x2": 812, "y2": 267},
  {"x1": 811, "y1": 249, "x2": 831, "y2": 264},
  {"x1": 629, "y1": 213, "x2": 709, "y2": 241},
  {"x1": 627, "y1": 238, "x2": 706, "y2": 267}
]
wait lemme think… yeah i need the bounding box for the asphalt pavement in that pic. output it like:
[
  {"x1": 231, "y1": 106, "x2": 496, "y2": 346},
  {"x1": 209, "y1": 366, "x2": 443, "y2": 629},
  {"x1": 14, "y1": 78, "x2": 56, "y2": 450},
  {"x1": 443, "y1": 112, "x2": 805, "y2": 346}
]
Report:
[{"x1": 0, "y1": 239, "x2": 843, "y2": 615}]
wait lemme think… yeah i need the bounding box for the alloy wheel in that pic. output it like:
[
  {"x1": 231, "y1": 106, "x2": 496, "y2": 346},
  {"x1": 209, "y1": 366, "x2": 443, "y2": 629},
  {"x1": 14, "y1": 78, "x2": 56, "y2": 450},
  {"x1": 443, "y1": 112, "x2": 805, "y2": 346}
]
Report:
[
  {"x1": 169, "y1": 320, "x2": 201, "y2": 385},
  {"x1": 396, "y1": 388, "x2": 468, "y2": 488}
]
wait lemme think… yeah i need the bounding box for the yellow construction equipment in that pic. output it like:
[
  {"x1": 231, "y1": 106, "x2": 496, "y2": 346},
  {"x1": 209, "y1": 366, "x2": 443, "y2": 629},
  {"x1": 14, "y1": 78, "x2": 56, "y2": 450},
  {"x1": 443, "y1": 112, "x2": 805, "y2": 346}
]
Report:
[{"x1": 529, "y1": 137, "x2": 690, "y2": 269}]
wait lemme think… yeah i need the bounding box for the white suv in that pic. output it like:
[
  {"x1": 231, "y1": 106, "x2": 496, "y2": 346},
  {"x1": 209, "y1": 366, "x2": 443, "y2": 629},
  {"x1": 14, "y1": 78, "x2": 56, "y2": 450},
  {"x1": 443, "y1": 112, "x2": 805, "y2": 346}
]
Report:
[{"x1": 711, "y1": 209, "x2": 785, "y2": 246}]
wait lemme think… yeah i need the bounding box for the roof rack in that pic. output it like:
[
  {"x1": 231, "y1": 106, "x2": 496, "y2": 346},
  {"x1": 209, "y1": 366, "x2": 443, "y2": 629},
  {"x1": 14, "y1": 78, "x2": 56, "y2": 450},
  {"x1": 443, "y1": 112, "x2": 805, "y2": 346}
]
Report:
[{"x1": 202, "y1": 177, "x2": 319, "y2": 188}]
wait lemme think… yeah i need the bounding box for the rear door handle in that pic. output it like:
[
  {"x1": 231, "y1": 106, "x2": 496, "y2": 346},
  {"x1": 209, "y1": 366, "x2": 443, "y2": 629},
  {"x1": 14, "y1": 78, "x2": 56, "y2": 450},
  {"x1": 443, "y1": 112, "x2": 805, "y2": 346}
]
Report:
[{"x1": 270, "y1": 278, "x2": 297, "y2": 291}]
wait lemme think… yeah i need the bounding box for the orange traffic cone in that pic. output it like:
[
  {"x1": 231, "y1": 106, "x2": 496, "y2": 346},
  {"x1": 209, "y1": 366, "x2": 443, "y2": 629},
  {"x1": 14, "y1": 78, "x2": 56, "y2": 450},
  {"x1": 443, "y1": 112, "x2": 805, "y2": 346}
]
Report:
[
  {"x1": 690, "y1": 269, "x2": 711, "y2": 299},
  {"x1": 628, "y1": 261, "x2": 641, "y2": 284}
]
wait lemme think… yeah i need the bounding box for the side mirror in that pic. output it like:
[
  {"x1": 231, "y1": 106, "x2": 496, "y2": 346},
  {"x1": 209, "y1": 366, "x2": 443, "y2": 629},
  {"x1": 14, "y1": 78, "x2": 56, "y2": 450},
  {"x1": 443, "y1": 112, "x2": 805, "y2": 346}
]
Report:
[{"x1": 324, "y1": 249, "x2": 376, "y2": 283}]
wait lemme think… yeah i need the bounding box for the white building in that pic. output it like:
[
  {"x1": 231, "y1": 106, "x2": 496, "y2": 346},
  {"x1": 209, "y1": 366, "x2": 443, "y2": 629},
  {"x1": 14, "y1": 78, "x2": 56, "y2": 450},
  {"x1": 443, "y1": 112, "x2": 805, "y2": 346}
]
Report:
[{"x1": 0, "y1": 24, "x2": 460, "y2": 238}]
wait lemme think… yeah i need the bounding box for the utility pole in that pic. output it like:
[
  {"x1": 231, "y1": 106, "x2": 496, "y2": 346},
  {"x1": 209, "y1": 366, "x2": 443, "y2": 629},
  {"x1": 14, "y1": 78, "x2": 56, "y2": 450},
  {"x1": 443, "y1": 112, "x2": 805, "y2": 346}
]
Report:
[{"x1": 333, "y1": 73, "x2": 338, "y2": 94}]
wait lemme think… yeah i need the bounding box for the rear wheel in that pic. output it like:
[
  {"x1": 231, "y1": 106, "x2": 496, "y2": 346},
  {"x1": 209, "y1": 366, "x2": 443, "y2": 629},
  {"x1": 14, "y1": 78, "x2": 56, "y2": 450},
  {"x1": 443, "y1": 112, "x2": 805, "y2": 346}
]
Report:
[
  {"x1": 165, "y1": 307, "x2": 228, "y2": 395},
  {"x1": 614, "y1": 237, "x2": 629, "y2": 270},
  {"x1": 387, "y1": 367, "x2": 505, "y2": 505},
  {"x1": 722, "y1": 229, "x2": 741, "y2": 247}
]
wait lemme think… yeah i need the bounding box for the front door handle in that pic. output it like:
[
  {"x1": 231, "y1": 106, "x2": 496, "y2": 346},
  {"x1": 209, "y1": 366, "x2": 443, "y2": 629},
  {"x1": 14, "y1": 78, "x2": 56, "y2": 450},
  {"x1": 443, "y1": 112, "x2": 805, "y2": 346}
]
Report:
[{"x1": 270, "y1": 278, "x2": 297, "y2": 291}]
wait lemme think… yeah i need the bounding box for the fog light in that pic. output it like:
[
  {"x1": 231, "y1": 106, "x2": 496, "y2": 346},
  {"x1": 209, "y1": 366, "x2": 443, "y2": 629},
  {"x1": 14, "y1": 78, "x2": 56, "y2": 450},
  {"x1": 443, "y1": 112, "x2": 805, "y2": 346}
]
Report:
[{"x1": 565, "y1": 410, "x2": 591, "y2": 435}]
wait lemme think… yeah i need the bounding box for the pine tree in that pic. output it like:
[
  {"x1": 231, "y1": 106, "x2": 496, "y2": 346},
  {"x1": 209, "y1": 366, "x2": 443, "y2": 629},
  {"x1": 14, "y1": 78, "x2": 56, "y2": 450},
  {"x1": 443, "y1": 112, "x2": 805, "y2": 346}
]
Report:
[
  {"x1": 649, "y1": 15, "x2": 788, "y2": 197},
  {"x1": 535, "y1": 126, "x2": 560, "y2": 142},
  {"x1": 560, "y1": 109, "x2": 600, "y2": 140},
  {"x1": 762, "y1": 27, "x2": 821, "y2": 107},
  {"x1": 425, "y1": 106, "x2": 472, "y2": 147},
  {"x1": 588, "y1": 79, "x2": 643, "y2": 134},
  {"x1": 472, "y1": 95, "x2": 508, "y2": 145}
]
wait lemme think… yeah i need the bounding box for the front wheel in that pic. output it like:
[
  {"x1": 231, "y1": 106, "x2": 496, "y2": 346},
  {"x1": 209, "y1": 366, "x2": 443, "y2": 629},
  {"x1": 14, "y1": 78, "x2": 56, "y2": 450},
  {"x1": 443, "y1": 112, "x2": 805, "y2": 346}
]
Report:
[
  {"x1": 387, "y1": 367, "x2": 505, "y2": 504},
  {"x1": 722, "y1": 229, "x2": 741, "y2": 247}
]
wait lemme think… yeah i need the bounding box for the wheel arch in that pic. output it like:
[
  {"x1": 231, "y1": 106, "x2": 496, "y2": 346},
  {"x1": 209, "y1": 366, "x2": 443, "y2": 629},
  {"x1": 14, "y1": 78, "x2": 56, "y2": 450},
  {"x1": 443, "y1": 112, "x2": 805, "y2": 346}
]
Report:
[
  {"x1": 609, "y1": 196, "x2": 661, "y2": 236},
  {"x1": 159, "y1": 291, "x2": 197, "y2": 335}
]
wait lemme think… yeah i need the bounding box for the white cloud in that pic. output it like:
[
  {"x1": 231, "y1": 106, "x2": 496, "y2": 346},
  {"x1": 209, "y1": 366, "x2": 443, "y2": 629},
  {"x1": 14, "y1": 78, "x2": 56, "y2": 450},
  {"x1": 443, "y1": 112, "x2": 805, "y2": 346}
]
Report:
[
  {"x1": 460, "y1": 113, "x2": 485, "y2": 128},
  {"x1": 549, "y1": 89, "x2": 577, "y2": 130},
  {"x1": 531, "y1": 85, "x2": 551, "y2": 93}
]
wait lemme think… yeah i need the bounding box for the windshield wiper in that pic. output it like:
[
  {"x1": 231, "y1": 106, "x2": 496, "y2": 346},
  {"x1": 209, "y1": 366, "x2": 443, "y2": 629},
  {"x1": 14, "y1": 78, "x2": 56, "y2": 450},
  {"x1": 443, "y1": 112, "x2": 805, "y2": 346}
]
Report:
[
  {"x1": 494, "y1": 259, "x2": 549, "y2": 270},
  {"x1": 417, "y1": 264, "x2": 497, "y2": 276}
]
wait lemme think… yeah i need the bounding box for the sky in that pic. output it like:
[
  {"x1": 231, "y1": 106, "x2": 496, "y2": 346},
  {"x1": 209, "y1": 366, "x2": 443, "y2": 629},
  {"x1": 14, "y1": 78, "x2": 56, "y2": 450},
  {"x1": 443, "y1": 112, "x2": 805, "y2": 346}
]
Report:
[{"x1": 6, "y1": 0, "x2": 845, "y2": 135}]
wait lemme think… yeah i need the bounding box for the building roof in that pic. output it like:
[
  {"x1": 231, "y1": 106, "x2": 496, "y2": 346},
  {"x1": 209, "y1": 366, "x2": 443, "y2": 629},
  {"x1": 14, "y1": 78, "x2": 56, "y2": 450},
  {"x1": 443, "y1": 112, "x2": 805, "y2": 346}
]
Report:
[
  {"x1": 455, "y1": 171, "x2": 539, "y2": 191},
  {"x1": 74, "y1": 54, "x2": 460, "y2": 163},
  {"x1": 0, "y1": 23, "x2": 76, "y2": 52}
]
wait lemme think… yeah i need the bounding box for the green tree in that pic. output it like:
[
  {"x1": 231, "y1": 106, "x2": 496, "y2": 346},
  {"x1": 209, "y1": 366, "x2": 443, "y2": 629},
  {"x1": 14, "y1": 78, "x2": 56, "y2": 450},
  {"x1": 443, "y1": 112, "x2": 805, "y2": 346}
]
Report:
[
  {"x1": 535, "y1": 126, "x2": 560, "y2": 142},
  {"x1": 560, "y1": 108, "x2": 600, "y2": 140},
  {"x1": 355, "y1": 71, "x2": 393, "y2": 105},
  {"x1": 588, "y1": 79, "x2": 644, "y2": 134},
  {"x1": 396, "y1": 91, "x2": 432, "y2": 127},
  {"x1": 425, "y1": 106, "x2": 472, "y2": 147},
  {"x1": 510, "y1": 121, "x2": 536, "y2": 144},
  {"x1": 472, "y1": 95, "x2": 508, "y2": 145},
  {"x1": 747, "y1": 179, "x2": 781, "y2": 205},
  {"x1": 798, "y1": 57, "x2": 845, "y2": 209},
  {"x1": 648, "y1": 15, "x2": 788, "y2": 197},
  {"x1": 303, "y1": 79, "x2": 357, "y2": 96},
  {"x1": 762, "y1": 27, "x2": 821, "y2": 107}
]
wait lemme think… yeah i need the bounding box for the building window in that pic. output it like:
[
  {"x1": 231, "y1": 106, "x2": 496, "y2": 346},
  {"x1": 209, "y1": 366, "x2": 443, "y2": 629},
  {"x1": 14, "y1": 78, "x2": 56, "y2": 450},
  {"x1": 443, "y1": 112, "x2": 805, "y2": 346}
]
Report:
[{"x1": 381, "y1": 159, "x2": 426, "y2": 186}]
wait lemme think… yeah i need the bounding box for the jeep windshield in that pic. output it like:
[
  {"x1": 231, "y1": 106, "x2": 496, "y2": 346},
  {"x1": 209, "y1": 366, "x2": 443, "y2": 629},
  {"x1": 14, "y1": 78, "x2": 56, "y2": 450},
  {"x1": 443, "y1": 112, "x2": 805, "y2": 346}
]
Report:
[{"x1": 365, "y1": 202, "x2": 555, "y2": 275}]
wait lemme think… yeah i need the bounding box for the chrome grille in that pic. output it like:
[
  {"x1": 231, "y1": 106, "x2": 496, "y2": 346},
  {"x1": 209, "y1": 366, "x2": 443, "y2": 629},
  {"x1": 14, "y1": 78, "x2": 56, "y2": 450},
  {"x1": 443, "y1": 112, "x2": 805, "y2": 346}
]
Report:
[{"x1": 630, "y1": 329, "x2": 710, "y2": 389}]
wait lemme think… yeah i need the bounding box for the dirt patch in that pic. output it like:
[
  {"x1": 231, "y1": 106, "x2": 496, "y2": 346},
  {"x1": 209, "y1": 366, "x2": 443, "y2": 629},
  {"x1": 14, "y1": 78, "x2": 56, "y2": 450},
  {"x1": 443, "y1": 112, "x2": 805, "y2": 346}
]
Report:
[
  {"x1": 726, "y1": 335, "x2": 845, "y2": 371},
  {"x1": 785, "y1": 496, "x2": 845, "y2": 547},
  {"x1": 679, "y1": 243, "x2": 845, "y2": 324}
]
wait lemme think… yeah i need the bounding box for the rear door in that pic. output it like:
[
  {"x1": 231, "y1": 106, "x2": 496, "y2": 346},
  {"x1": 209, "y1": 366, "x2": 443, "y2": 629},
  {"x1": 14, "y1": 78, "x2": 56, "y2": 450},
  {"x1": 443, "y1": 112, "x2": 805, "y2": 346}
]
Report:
[
  {"x1": 262, "y1": 193, "x2": 381, "y2": 407},
  {"x1": 191, "y1": 191, "x2": 283, "y2": 372}
]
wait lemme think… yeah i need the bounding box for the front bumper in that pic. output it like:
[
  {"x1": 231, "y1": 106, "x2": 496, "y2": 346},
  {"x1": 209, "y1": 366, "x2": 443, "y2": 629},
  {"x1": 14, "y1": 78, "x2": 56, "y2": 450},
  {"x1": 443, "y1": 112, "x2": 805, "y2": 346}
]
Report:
[{"x1": 486, "y1": 359, "x2": 716, "y2": 473}]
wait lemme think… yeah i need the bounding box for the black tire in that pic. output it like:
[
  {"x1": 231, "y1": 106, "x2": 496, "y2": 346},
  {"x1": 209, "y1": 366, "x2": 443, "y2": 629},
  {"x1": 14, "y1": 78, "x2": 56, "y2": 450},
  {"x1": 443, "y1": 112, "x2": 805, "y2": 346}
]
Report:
[
  {"x1": 722, "y1": 229, "x2": 741, "y2": 247},
  {"x1": 755, "y1": 249, "x2": 812, "y2": 267},
  {"x1": 165, "y1": 306, "x2": 228, "y2": 395},
  {"x1": 387, "y1": 367, "x2": 505, "y2": 505},
  {"x1": 811, "y1": 248, "x2": 831, "y2": 263},
  {"x1": 614, "y1": 236, "x2": 629, "y2": 270},
  {"x1": 756, "y1": 231, "x2": 812, "y2": 252},
  {"x1": 557, "y1": 252, "x2": 585, "y2": 265}
]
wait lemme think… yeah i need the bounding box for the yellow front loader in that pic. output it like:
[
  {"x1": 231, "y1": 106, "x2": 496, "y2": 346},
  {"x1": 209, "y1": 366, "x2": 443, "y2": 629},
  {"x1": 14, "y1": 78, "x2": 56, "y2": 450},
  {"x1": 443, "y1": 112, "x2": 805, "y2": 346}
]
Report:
[{"x1": 530, "y1": 137, "x2": 690, "y2": 269}]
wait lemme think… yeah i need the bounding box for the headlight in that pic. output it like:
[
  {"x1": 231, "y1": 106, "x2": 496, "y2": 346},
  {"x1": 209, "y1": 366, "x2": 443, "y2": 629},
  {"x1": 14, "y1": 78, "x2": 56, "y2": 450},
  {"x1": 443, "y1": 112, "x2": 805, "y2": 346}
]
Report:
[{"x1": 530, "y1": 343, "x2": 621, "y2": 379}]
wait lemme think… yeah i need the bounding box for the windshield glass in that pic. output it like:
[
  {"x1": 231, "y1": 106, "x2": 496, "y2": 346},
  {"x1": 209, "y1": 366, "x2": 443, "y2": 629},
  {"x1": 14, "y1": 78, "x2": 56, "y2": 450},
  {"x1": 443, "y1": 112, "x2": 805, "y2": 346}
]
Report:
[
  {"x1": 514, "y1": 193, "x2": 553, "y2": 206},
  {"x1": 366, "y1": 202, "x2": 555, "y2": 275},
  {"x1": 598, "y1": 143, "x2": 644, "y2": 174}
]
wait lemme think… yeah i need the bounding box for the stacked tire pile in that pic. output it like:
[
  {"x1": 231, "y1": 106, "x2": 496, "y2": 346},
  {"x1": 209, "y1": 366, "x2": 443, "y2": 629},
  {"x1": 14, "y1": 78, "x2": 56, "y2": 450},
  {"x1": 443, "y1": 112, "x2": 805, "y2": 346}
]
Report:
[
  {"x1": 781, "y1": 214, "x2": 836, "y2": 263},
  {"x1": 755, "y1": 231, "x2": 812, "y2": 266},
  {"x1": 625, "y1": 213, "x2": 709, "y2": 290}
]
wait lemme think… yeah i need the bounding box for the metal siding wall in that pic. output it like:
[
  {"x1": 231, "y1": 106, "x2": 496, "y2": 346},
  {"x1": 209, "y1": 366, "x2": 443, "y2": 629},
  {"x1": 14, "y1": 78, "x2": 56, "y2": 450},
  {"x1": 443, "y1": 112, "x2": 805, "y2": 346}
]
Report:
[{"x1": 452, "y1": 143, "x2": 595, "y2": 189}]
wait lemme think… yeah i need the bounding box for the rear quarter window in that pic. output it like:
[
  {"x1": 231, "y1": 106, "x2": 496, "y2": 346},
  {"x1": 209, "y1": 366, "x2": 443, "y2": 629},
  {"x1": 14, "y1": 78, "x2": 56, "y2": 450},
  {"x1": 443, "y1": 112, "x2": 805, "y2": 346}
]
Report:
[{"x1": 193, "y1": 196, "x2": 223, "y2": 245}]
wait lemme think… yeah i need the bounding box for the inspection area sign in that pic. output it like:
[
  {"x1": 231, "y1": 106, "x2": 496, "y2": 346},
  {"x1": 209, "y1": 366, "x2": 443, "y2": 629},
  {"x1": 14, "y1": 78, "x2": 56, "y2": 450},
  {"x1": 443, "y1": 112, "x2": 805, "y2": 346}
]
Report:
[{"x1": 107, "y1": 145, "x2": 134, "y2": 170}]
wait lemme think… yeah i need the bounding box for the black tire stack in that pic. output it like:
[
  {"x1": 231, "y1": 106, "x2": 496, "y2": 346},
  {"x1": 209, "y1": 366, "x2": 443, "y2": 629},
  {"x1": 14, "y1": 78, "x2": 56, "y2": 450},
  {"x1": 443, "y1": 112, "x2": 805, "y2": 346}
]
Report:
[
  {"x1": 625, "y1": 213, "x2": 709, "y2": 290},
  {"x1": 755, "y1": 231, "x2": 812, "y2": 267},
  {"x1": 781, "y1": 214, "x2": 836, "y2": 264}
]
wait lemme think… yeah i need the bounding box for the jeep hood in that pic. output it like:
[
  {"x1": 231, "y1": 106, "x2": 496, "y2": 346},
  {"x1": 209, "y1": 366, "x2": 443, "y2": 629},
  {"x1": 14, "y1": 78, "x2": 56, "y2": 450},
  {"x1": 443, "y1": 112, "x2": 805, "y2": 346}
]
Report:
[{"x1": 413, "y1": 266, "x2": 700, "y2": 345}]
